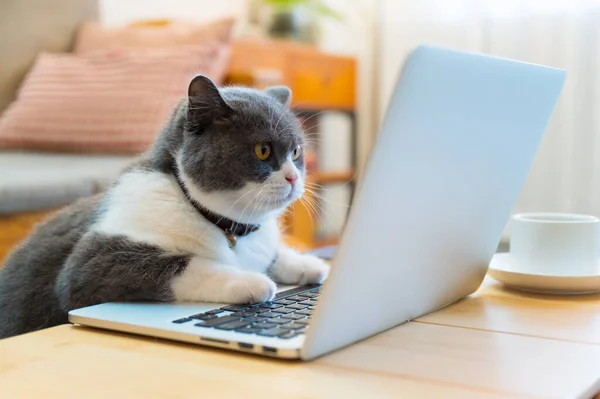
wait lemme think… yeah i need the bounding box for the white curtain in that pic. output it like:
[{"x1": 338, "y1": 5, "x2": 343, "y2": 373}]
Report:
[{"x1": 379, "y1": 0, "x2": 600, "y2": 238}]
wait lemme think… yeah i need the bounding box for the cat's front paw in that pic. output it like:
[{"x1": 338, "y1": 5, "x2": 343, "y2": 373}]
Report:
[
  {"x1": 224, "y1": 272, "x2": 277, "y2": 304},
  {"x1": 271, "y1": 253, "x2": 330, "y2": 285}
]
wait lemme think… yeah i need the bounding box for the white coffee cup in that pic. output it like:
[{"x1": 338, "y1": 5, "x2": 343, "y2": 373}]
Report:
[{"x1": 509, "y1": 213, "x2": 600, "y2": 276}]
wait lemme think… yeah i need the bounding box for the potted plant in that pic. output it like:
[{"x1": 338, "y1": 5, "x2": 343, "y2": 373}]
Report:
[{"x1": 259, "y1": 0, "x2": 342, "y2": 43}]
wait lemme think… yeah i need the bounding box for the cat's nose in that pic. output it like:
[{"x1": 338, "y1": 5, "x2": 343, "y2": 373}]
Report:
[{"x1": 285, "y1": 174, "x2": 298, "y2": 187}]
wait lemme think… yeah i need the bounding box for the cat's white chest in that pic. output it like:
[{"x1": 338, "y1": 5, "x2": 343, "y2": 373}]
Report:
[
  {"x1": 224, "y1": 221, "x2": 279, "y2": 273},
  {"x1": 93, "y1": 170, "x2": 279, "y2": 274}
]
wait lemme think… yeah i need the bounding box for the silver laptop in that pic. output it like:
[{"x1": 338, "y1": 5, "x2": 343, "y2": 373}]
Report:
[{"x1": 69, "y1": 45, "x2": 566, "y2": 360}]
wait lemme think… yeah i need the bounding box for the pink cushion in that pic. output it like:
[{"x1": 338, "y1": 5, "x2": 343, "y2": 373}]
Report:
[
  {"x1": 0, "y1": 45, "x2": 228, "y2": 154},
  {"x1": 74, "y1": 18, "x2": 235, "y2": 53}
]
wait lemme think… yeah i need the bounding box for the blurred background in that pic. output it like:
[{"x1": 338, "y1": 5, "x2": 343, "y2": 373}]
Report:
[{"x1": 0, "y1": 0, "x2": 599, "y2": 258}]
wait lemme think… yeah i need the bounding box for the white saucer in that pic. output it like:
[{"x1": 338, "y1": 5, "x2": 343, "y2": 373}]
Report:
[{"x1": 488, "y1": 253, "x2": 600, "y2": 295}]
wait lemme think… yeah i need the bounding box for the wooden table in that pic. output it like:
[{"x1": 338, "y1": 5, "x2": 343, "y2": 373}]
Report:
[{"x1": 2, "y1": 277, "x2": 600, "y2": 399}]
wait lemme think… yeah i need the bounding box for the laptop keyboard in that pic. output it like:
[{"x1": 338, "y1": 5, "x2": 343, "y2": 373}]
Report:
[{"x1": 171, "y1": 285, "x2": 321, "y2": 339}]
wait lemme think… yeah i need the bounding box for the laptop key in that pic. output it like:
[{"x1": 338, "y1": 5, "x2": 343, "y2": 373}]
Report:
[
  {"x1": 172, "y1": 318, "x2": 193, "y2": 324},
  {"x1": 280, "y1": 331, "x2": 302, "y2": 339},
  {"x1": 269, "y1": 318, "x2": 292, "y2": 325},
  {"x1": 230, "y1": 311, "x2": 259, "y2": 318},
  {"x1": 286, "y1": 295, "x2": 306, "y2": 301},
  {"x1": 295, "y1": 310, "x2": 312, "y2": 316},
  {"x1": 294, "y1": 320, "x2": 309, "y2": 325},
  {"x1": 274, "y1": 299, "x2": 296, "y2": 305},
  {"x1": 195, "y1": 316, "x2": 240, "y2": 328},
  {"x1": 281, "y1": 323, "x2": 306, "y2": 330},
  {"x1": 259, "y1": 303, "x2": 283, "y2": 310},
  {"x1": 220, "y1": 305, "x2": 248, "y2": 312},
  {"x1": 189, "y1": 313, "x2": 218, "y2": 321},
  {"x1": 281, "y1": 313, "x2": 307, "y2": 320},
  {"x1": 299, "y1": 300, "x2": 318, "y2": 306},
  {"x1": 235, "y1": 326, "x2": 263, "y2": 334},
  {"x1": 271, "y1": 307, "x2": 294, "y2": 314},
  {"x1": 258, "y1": 328, "x2": 289, "y2": 337},
  {"x1": 299, "y1": 292, "x2": 319, "y2": 299},
  {"x1": 215, "y1": 320, "x2": 251, "y2": 331},
  {"x1": 286, "y1": 304, "x2": 308, "y2": 310},
  {"x1": 205, "y1": 310, "x2": 225, "y2": 315},
  {"x1": 254, "y1": 322, "x2": 276, "y2": 329},
  {"x1": 242, "y1": 316, "x2": 268, "y2": 323},
  {"x1": 259, "y1": 312, "x2": 281, "y2": 318}
]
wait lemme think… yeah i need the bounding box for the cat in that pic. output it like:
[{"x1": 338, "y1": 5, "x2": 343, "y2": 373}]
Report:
[{"x1": 0, "y1": 75, "x2": 329, "y2": 339}]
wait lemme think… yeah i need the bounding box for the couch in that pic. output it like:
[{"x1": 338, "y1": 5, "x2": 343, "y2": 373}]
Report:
[{"x1": 0, "y1": 0, "x2": 134, "y2": 261}]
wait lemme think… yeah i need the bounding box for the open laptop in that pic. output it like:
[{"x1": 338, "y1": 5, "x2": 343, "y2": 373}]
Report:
[{"x1": 68, "y1": 45, "x2": 566, "y2": 360}]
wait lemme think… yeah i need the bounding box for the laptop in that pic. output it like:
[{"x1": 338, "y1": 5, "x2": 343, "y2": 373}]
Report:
[{"x1": 68, "y1": 45, "x2": 566, "y2": 360}]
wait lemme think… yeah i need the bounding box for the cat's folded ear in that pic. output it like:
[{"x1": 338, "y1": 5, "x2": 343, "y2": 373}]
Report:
[
  {"x1": 187, "y1": 75, "x2": 232, "y2": 125},
  {"x1": 264, "y1": 86, "x2": 292, "y2": 108}
]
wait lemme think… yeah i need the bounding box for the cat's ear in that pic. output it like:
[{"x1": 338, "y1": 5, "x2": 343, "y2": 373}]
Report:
[
  {"x1": 187, "y1": 75, "x2": 231, "y2": 124},
  {"x1": 264, "y1": 86, "x2": 292, "y2": 108}
]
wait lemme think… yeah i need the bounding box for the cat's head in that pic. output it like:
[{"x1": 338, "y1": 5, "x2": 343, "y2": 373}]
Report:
[{"x1": 176, "y1": 75, "x2": 306, "y2": 224}]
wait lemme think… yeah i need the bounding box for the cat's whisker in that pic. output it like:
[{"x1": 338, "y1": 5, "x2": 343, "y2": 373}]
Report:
[
  {"x1": 303, "y1": 133, "x2": 321, "y2": 138},
  {"x1": 303, "y1": 136, "x2": 322, "y2": 143},
  {"x1": 273, "y1": 106, "x2": 287, "y2": 135},
  {"x1": 303, "y1": 193, "x2": 324, "y2": 213},
  {"x1": 304, "y1": 188, "x2": 351, "y2": 209},
  {"x1": 303, "y1": 138, "x2": 321, "y2": 144},
  {"x1": 215, "y1": 187, "x2": 259, "y2": 225},
  {"x1": 304, "y1": 181, "x2": 325, "y2": 189},
  {"x1": 303, "y1": 129, "x2": 322, "y2": 135},
  {"x1": 303, "y1": 200, "x2": 332, "y2": 243},
  {"x1": 300, "y1": 195, "x2": 320, "y2": 221},
  {"x1": 264, "y1": 196, "x2": 273, "y2": 223},
  {"x1": 302, "y1": 124, "x2": 323, "y2": 134},
  {"x1": 241, "y1": 184, "x2": 273, "y2": 226},
  {"x1": 295, "y1": 111, "x2": 325, "y2": 128},
  {"x1": 302, "y1": 135, "x2": 322, "y2": 142},
  {"x1": 306, "y1": 176, "x2": 355, "y2": 190},
  {"x1": 300, "y1": 197, "x2": 321, "y2": 230},
  {"x1": 302, "y1": 190, "x2": 334, "y2": 223},
  {"x1": 298, "y1": 198, "x2": 316, "y2": 227},
  {"x1": 235, "y1": 185, "x2": 268, "y2": 229},
  {"x1": 246, "y1": 189, "x2": 271, "y2": 228},
  {"x1": 268, "y1": 102, "x2": 275, "y2": 130},
  {"x1": 277, "y1": 113, "x2": 318, "y2": 137},
  {"x1": 303, "y1": 138, "x2": 320, "y2": 143}
]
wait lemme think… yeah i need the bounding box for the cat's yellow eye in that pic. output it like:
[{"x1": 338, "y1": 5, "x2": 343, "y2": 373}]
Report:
[
  {"x1": 254, "y1": 143, "x2": 271, "y2": 161},
  {"x1": 291, "y1": 145, "x2": 302, "y2": 161}
]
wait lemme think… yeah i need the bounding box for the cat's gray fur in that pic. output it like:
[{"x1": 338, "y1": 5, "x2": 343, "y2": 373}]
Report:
[{"x1": 0, "y1": 75, "x2": 327, "y2": 339}]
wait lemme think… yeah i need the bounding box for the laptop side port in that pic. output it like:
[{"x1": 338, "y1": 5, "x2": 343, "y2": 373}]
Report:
[
  {"x1": 238, "y1": 342, "x2": 254, "y2": 350},
  {"x1": 262, "y1": 346, "x2": 278, "y2": 354},
  {"x1": 200, "y1": 337, "x2": 229, "y2": 345}
]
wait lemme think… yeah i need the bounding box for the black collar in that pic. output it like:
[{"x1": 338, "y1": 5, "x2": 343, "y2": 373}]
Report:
[{"x1": 172, "y1": 172, "x2": 260, "y2": 247}]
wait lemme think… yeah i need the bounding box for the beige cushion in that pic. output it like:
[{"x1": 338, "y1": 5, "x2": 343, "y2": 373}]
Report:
[
  {"x1": 0, "y1": 0, "x2": 98, "y2": 113},
  {"x1": 0, "y1": 44, "x2": 229, "y2": 154},
  {"x1": 74, "y1": 18, "x2": 235, "y2": 53}
]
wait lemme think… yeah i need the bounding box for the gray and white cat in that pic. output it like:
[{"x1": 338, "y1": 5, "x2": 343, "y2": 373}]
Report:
[{"x1": 0, "y1": 75, "x2": 329, "y2": 339}]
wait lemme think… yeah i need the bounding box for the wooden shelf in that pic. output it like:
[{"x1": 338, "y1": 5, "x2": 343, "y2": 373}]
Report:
[
  {"x1": 226, "y1": 37, "x2": 356, "y2": 111},
  {"x1": 309, "y1": 170, "x2": 354, "y2": 184}
]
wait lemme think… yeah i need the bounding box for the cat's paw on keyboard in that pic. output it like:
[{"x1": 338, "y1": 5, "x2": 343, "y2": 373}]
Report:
[
  {"x1": 295, "y1": 254, "x2": 329, "y2": 285},
  {"x1": 224, "y1": 272, "x2": 277, "y2": 304},
  {"x1": 271, "y1": 248, "x2": 330, "y2": 285}
]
